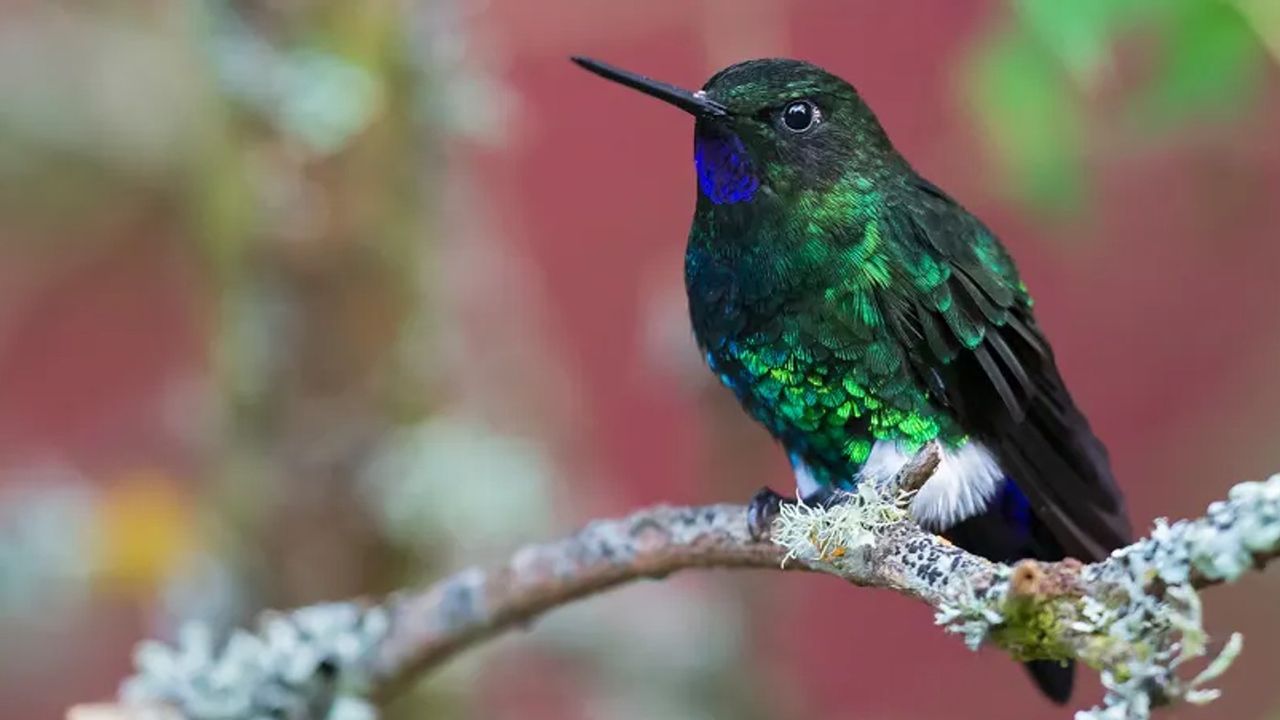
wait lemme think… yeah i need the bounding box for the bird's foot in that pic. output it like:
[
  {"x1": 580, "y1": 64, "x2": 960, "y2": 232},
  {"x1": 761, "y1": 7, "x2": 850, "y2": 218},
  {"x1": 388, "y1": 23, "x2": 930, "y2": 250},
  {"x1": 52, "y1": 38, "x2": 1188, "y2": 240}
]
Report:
[
  {"x1": 800, "y1": 485, "x2": 842, "y2": 509},
  {"x1": 748, "y1": 485, "x2": 849, "y2": 540},
  {"x1": 747, "y1": 486, "x2": 792, "y2": 541}
]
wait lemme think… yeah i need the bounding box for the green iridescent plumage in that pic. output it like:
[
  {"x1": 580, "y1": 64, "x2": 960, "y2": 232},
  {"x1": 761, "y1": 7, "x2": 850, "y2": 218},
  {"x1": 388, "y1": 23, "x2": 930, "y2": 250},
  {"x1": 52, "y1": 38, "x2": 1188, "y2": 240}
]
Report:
[{"x1": 688, "y1": 152, "x2": 1028, "y2": 487}]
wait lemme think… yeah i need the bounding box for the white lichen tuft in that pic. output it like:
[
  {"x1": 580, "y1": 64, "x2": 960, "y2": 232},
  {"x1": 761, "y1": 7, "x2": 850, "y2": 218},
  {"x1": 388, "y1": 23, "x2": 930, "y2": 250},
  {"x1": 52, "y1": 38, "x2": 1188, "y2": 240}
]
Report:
[
  {"x1": 1075, "y1": 582, "x2": 1243, "y2": 720},
  {"x1": 934, "y1": 578, "x2": 1008, "y2": 651},
  {"x1": 1074, "y1": 474, "x2": 1280, "y2": 719},
  {"x1": 121, "y1": 602, "x2": 388, "y2": 720},
  {"x1": 771, "y1": 482, "x2": 906, "y2": 566}
]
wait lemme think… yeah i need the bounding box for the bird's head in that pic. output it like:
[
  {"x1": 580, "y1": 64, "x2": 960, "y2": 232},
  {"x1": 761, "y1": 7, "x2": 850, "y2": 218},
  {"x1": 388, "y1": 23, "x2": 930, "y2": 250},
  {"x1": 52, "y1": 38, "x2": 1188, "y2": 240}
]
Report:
[{"x1": 572, "y1": 56, "x2": 897, "y2": 208}]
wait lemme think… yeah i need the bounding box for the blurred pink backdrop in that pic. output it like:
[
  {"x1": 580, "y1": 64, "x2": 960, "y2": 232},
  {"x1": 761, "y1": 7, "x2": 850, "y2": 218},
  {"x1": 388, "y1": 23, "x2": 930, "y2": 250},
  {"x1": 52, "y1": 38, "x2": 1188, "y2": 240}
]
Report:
[{"x1": 2, "y1": 1, "x2": 1279, "y2": 718}]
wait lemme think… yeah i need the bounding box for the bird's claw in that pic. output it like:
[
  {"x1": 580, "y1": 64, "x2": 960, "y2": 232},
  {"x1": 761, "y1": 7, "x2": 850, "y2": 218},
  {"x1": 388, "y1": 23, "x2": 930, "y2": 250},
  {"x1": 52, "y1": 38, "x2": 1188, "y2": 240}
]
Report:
[{"x1": 747, "y1": 486, "x2": 792, "y2": 540}]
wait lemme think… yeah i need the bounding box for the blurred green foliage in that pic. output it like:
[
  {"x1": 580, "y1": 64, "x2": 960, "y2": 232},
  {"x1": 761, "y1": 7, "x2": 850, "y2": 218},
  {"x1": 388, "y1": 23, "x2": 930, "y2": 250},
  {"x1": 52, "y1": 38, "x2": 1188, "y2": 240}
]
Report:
[
  {"x1": 1, "y1": 2, "x2": 1277, "y2": 717},
  {"x1": 966, "y1": 0, "x2": 1276, "y2": 211}
]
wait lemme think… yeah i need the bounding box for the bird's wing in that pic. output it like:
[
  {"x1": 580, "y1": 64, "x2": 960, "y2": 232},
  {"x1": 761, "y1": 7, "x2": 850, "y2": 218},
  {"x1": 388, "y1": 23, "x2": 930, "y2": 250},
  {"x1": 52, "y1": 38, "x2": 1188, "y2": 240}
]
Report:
[{"x1": 879, "y1": 176, "x2": 1131, "y2": 561}]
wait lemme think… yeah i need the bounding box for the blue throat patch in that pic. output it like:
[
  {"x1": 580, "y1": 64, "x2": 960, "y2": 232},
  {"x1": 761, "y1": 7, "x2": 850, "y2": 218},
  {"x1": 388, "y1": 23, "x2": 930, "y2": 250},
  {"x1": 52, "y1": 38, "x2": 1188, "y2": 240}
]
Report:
[{"x1": 694, "y1": 132, "x2": 758, "y2": 205}]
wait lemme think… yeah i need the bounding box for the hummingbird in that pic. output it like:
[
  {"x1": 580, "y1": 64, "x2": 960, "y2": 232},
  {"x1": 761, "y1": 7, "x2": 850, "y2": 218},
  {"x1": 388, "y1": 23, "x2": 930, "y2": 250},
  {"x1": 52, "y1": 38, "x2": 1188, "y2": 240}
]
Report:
[{"x1": 571, "y1": 56, "x2": 1130, "y2": 703}]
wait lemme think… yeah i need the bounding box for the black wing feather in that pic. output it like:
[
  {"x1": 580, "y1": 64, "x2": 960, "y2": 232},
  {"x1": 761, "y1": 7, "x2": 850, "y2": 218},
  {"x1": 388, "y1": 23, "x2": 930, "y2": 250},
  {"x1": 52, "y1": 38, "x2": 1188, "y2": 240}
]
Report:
[
  {"x1": 886, "y1": 178, "x2": 1131, "y2": 563},
  {"x1": 972, "y1": 343, "x2": 1022, "y2": 423}
]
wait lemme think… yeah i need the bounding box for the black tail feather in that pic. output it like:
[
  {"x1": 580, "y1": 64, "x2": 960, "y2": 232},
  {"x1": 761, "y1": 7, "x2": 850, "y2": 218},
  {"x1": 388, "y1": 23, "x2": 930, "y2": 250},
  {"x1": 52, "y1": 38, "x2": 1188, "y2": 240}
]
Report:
[
  {"x1": 945, "y1": 478, "x2": 1093, "y2": 704},
  {"x1": 1025, "y1": 660, "x2": 1074, "y2": 705}
]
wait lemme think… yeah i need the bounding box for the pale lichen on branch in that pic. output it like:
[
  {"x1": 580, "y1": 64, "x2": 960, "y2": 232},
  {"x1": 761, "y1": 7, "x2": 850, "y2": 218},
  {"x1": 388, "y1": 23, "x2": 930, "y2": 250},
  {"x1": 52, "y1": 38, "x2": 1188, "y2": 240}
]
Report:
[
  {"x1": 85, "y1": 462, "x2": 1280, "y2": 720},
  {"x1": 770, "y1": 469, "x2": 1280, "y2": 719}
]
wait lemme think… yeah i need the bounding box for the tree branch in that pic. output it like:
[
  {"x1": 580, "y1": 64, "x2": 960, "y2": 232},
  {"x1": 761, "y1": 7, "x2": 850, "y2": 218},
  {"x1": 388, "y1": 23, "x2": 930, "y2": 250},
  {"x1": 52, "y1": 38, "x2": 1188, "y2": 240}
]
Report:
[
  {"x1": 89, "y1": 457, "x2": 1280, "y2": 720},
  {"x1": 370, "y1": 503, "x2": 789, "y2": 695},
  {"x1": 370, "y1": 446, "x2": 943, "y2": 695}
]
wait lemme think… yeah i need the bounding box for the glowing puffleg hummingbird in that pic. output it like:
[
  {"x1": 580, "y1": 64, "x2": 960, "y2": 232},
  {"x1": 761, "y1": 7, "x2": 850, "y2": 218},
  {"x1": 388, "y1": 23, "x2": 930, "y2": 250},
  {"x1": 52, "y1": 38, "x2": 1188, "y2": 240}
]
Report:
[{"x1": 573, "y1": 56, "x2": 1130, "y2": 703}]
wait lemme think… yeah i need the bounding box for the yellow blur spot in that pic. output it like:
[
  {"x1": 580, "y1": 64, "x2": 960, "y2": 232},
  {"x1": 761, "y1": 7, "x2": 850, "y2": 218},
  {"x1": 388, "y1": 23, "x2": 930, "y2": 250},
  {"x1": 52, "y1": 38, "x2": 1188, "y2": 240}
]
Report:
[{"x1": 94, "y1": 469, "x2": 197, "y2": 593}]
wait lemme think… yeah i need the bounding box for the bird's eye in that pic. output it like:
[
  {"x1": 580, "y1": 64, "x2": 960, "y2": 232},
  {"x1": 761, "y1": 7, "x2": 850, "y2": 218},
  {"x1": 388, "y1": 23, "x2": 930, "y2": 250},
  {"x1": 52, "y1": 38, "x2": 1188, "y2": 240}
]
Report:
[{"x1": 781, "y1": 100, "x2": 818, "y2": 132}]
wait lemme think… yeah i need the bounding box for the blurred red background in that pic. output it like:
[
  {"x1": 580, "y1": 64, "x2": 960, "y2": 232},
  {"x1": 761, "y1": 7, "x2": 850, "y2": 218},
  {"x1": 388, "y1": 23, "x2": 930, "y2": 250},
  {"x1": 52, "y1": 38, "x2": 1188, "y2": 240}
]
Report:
[{"x1": 2, "y1": 1, "x2": 1279, "y2": 718}]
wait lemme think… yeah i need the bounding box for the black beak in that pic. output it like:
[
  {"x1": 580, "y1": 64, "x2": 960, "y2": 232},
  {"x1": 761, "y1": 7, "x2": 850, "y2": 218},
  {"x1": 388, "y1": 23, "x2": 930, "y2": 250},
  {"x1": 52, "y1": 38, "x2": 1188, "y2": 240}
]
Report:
[{"x1": 571, "y1": 56, "x2": 728, "y2": 118}]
